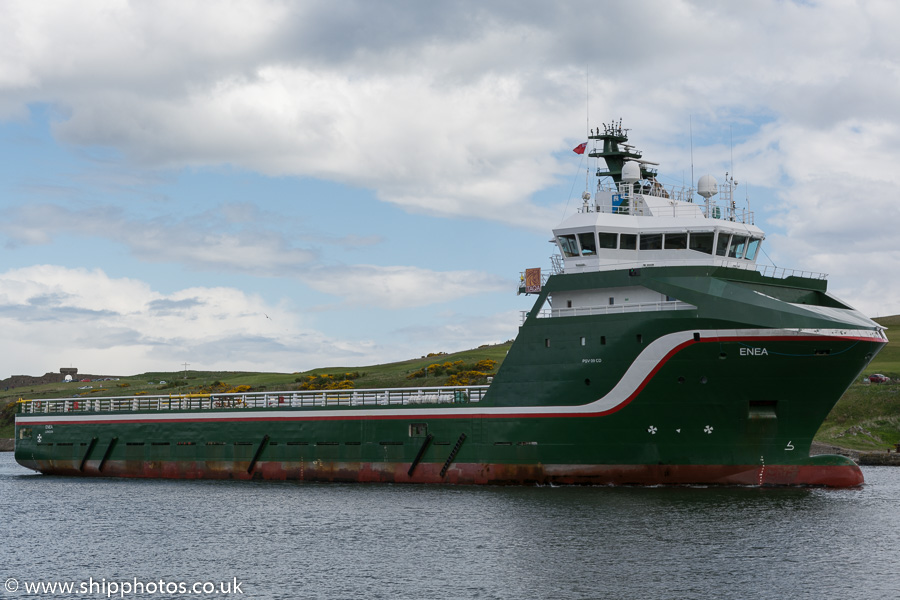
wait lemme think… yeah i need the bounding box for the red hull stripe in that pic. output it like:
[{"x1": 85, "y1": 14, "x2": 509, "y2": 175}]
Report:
[{"x1": 18, "y1": 328, "x2": 884, "y2": 427}]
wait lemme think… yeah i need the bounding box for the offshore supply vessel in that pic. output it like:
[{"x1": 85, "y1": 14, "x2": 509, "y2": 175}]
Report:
[{"x1": 14, "y1": 123, "x2": 887, "y2": 486}]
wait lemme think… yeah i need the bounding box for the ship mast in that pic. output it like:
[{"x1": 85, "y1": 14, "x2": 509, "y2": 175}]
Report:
[{"x1": 588, "y1": 120, "x2": 658, "y2": 184}]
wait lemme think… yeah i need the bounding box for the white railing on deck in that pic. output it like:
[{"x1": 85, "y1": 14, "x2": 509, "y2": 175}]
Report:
[
  {"x1": 590, "y1": 181, "x2": 755, "y2": 225},
  {"x1": 520, "y1": 300, "x2": 695, "y2": 323},
  {"x1": 17, "y1": 386, "x2": 489, "y2": 415},
  {"x1": 530, "y1": 257, "x2": 827, "y2": 282}
]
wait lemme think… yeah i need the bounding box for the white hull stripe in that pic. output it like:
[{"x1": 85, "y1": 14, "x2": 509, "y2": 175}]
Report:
[{"x1": 17, "y1": 328, "x2": 883, "y2": 425}]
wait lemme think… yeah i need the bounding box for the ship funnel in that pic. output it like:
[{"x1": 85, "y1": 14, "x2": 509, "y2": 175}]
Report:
[
  {"x1": 698, "y1": 175, "x2": 719, "y2": 199},
  {"x1": 621, "y1": 161, "x2": 641, "y2": 183}
]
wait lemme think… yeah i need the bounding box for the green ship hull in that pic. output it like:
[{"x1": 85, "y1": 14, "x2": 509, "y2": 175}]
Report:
[{"x1": 15, "y1": 265, "x2": 886, "y2": 486}]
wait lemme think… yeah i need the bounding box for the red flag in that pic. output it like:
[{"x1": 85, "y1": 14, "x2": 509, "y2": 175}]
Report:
[{"x1": 573, "y1": 142, "x2": 587, "y2": 155}]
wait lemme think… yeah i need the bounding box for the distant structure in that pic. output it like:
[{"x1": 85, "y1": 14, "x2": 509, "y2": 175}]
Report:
[{"x1": 2, "y1": 367, "x2": 116, "y2": 391}]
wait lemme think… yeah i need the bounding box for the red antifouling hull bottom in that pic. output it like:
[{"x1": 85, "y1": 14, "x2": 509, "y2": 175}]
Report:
[{"x1": 23, "y1": 456, "x2": 864, "y2": 487}]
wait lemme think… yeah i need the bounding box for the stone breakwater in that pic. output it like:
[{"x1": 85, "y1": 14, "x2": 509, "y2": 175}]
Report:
[
  {"x1": 811, "y1": 442, "x2": 900, "y2": 466},
  {"x1": 858, "y1": 452, "x2": 900, "y2": 466},
  {"x1": 0, "y1": 439, "x2": 14, "y2": 452}
]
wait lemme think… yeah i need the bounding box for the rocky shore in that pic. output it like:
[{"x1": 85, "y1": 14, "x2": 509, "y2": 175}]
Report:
[{"x1": 812, "y1": 441, "x2": 900, "y2": 466}]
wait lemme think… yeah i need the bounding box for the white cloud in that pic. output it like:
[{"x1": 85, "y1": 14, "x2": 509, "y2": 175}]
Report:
[
  {"x1": 0, "y1": 265, "x2": 519, "y2": 378},
  {"x1": 3, "y1": 0, "x2": 900, "y2": 381},
  {"x1": 0, "y1": 203, "x2": 508, "y2": 310},
  {"x1": 302, "y1": 265, "x2": 510, "y2": 309},
  {"x1": 0, "y1": 265, "x2": 363, "y2": 377}
]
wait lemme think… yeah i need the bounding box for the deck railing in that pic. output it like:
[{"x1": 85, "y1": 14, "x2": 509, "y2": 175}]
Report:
[
  {"x1": 16, "y1": 385, "x2": 489, "y2": 415},
  {"x1": 520, "y1": 300, "x2": 695, "y2": 323},
  {"x1": 530, "y1": 257, "x2": 827, "y2": 282}
]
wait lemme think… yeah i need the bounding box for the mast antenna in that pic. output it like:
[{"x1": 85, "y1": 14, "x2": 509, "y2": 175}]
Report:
[
  {"x1": 690, "y1": 115, "x2": 694, "y2": 201},
  {"x1": 585, "y1": 67, "x2": 590, "y2": 194}
]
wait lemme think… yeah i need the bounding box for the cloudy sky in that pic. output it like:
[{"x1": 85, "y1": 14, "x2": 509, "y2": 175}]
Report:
[{"x1": 1, "y1": 0, "x2": 899, "y2": 379}]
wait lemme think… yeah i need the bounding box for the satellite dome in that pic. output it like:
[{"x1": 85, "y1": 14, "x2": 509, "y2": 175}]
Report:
[
  {"x1": 621, "y1": 161, "x2": 641, "y2": 183},
  {"x1": 698, "y1": 175, "x2": 719, "y2": 198}
]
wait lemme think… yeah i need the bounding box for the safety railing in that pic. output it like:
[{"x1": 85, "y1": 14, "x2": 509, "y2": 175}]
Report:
[
  {"x1": 533, "y1": 258, "x2": 827, "y2": 280},
  {"x1": 16, "y1": 386, "x2": 489, "y2": 415},
  {"x1": 521, "y1": 300, "x2": 695, "y2": 323}
]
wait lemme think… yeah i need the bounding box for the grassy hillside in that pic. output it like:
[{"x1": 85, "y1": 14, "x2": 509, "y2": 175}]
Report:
[
  {"x1": 0, "y1": 344, "x2": 511, "y2": 437},
  {"x1": 814, "y1": 315, "x2": 900, "y2": 451}
]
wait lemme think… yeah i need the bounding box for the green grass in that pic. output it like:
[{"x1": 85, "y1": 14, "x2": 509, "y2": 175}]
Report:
[
  {"x1": 813, "y1": 315, "x2": 900, "y2": 451},
  {"x1": 867, "y1": 315, "x2": 900, "y2": 377},
  {"x1": 0, "y1": 343, "x2": 512, "y2": 421}
]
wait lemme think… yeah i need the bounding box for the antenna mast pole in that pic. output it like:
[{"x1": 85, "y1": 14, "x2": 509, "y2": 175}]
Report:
[
  {"x1": 690, "y1": 115, "x2": 694, "y2": 201},
  {"x1": 585, "y1": 68, "x2": 590, "y2": 193}
]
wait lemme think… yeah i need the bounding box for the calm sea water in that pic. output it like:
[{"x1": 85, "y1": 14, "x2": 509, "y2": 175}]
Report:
[{"x1": 2, "y1": 452, "x2": 899, "y2": 600}]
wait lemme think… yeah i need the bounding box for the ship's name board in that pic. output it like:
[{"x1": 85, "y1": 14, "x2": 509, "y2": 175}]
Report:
[{"x1": 740, "y1": 347, "x2": 768, "y2": 356}]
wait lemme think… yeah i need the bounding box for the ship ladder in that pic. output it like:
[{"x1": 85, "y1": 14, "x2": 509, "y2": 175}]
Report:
[
  {"x1": 407, "y1": 434, "x2": 434, "y2": 477},
  {"x1": 97, "y1": 437, "x2": 118, "y2": 473},
  {"x1": 440, "y1": 433, "x2": 467, "y2": 478},
  {"x1": 78, "y1": 437, "x2": 98, "y2": 472},
  {"x1": 247, "y1": 435, "x2": 270, "y2": 474}
]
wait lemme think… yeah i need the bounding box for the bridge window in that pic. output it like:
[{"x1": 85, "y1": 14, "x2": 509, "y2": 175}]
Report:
[
  {"x1": 728, "y1": 236, "x2": 748, "y2": 259},
  {"x1": 558, "y1": 234, "x2": 579, "y2": 257},
  {"x1": 598, "y1": 232, "x2": 617, "y2": 249},
  {"x1": 578, "y1": 232, "x2": 597, "y2": 256},
  {"x1": 689, "y1": 232, "x2": 714, "y2": 254},
  {"x1": 620, "y1": 234, "x2": 637, "y2": 250},
  {"x1": 715, "y1": 233, "x2": 731, "y2": 257},
  {"x1": 745, "y1": 237, "x2": 762, "y2": 260},
  {"x1": 639, "y1": 233, "x2": 662, "y2": 250},
  {"x1": 664, "y1": 233, "x2": 687, "y2": 250}
]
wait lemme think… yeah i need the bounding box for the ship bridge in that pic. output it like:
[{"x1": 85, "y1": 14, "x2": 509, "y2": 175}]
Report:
[
  {"x1": 552, "y1": 122, "x2": 767, "y2": 276},
  {"x1": 551, "y1": 175, "x2": 765, "y2": 275}
]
